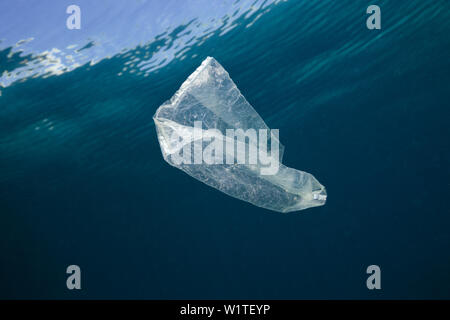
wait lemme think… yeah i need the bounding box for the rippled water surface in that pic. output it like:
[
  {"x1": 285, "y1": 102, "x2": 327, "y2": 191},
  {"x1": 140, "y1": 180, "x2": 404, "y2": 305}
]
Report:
[{"x1": 1, "y1": 0, "x2": 449, "y2": 298}]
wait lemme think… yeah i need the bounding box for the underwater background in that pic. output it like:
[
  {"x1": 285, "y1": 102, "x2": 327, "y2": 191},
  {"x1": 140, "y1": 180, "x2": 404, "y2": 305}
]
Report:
[{"x1": 1, "y1": 0, "x2": 449, "y2": 299}]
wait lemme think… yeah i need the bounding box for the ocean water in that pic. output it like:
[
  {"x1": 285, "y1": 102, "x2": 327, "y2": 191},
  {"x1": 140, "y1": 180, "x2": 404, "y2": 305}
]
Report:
[{"x1": 0, "y1": 0, "x2": 449, "y2": 299}]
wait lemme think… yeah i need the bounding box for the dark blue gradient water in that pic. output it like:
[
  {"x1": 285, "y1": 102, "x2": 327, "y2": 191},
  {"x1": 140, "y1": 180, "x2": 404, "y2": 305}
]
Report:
[{"x1": 1, "y1": 0, "x2": 449, "y2": 298}]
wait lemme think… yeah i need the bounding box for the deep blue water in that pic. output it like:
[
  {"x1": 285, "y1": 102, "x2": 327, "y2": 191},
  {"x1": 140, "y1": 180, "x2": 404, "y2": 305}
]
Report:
[{"x1": 1, "y1": 0, "x2": 449, "y2": 299}]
